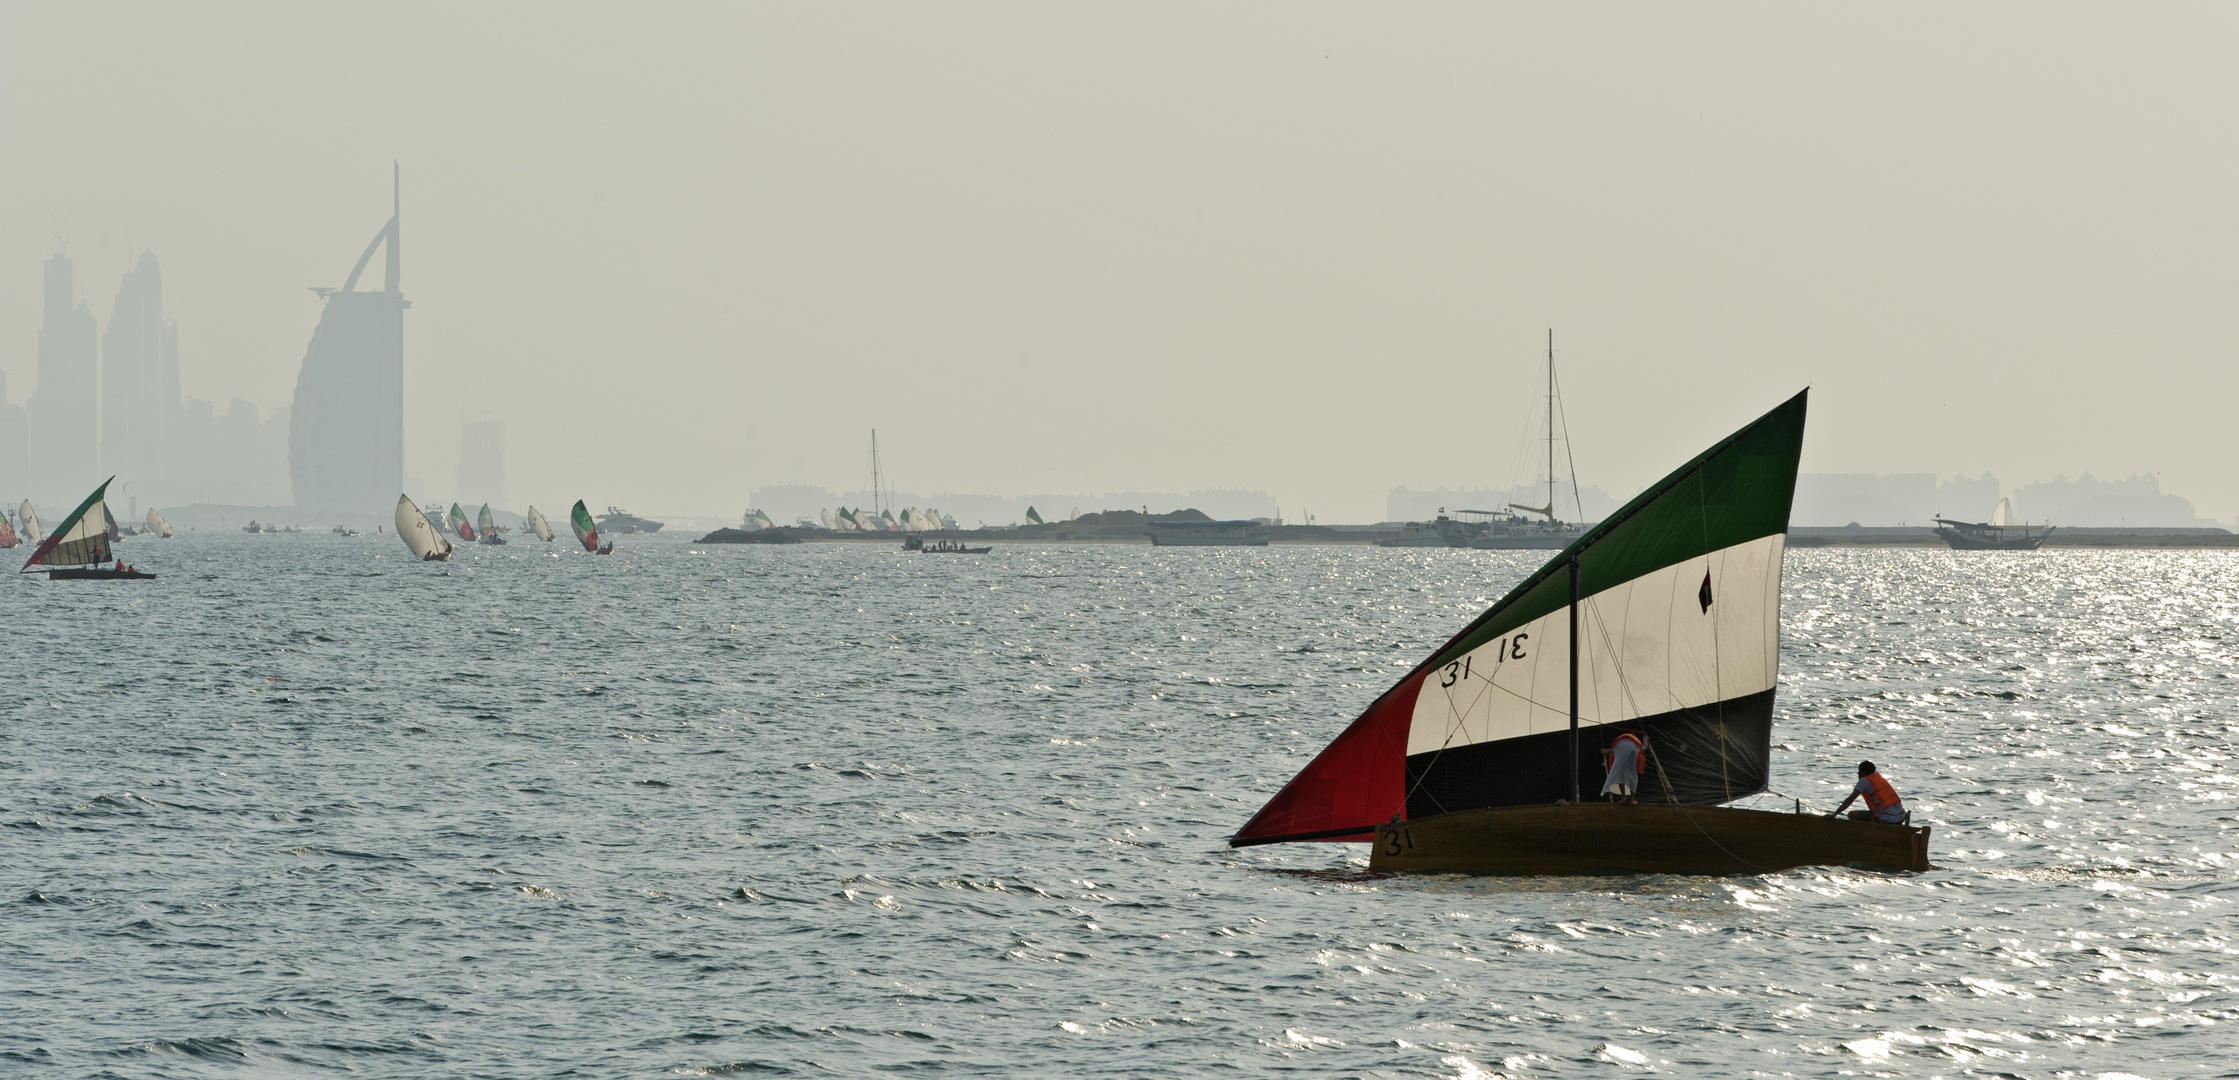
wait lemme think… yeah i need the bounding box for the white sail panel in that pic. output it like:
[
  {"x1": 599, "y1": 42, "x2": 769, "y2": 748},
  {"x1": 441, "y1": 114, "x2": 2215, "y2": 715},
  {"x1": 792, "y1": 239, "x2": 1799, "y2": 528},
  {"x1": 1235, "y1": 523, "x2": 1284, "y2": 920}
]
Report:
[
  {"x1": 32, "y1": 488, "x2": 112, "y2": 568},
  {"x1": 395, "y1": 495, "x2": 453, "y2": 560},
  {"x1": 527, "y1": 506, "x2": 556, "y2": 541},
  {"x1": 1406, "y1": 533, "x2": 1785, "y2": 756},
  {"x1": 145, "y1": 509, "x2": 174, "y2": 537},
  {"x1": 20, "y1": 500, "x2": 42, "y2": 543},
  {"x1": 1991, "y1": 498, "x2": 2015, "y2": 527}
]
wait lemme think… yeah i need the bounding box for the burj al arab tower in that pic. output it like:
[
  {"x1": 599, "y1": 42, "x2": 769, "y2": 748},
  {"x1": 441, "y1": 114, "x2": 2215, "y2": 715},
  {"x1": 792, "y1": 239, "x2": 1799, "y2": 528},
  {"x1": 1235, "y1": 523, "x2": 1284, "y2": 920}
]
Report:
[{"x1": 289, "y1": 166, "x2": 408, "y2": 515}]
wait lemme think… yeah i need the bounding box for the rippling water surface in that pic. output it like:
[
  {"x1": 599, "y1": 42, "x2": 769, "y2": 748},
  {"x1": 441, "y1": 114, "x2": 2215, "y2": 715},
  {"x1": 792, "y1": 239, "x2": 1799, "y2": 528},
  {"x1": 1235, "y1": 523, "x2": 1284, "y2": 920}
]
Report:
[{"x1": 4, "y1": 537, "x2": 2234, "y2": 1077}]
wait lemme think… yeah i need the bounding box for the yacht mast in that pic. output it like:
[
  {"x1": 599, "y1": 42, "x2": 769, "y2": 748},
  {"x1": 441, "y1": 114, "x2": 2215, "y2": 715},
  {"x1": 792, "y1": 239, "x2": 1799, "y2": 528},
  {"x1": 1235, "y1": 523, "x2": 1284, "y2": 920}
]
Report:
[
  {"x1": 871, "y1": 430, "x2": 882, "y2": 519},
  {"x1": 1546, "y1": 330, "x2": 1556, "y2": 522}
]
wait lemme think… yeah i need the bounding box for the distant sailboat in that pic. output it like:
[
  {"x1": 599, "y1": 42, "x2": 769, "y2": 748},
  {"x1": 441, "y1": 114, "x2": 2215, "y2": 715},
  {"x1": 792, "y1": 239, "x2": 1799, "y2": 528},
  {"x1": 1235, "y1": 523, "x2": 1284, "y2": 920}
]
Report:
[
  {"x1": 0, "y1": 514, "x2": 15, "y2": 548},
  {"x1": 449, "y1": 503, "x2": 476, "y2": 542},
  {"x1": 18, "y1": 500, "x2": 42, "y2": 544},
  {"x1": 145, "y1": 508, "x2": 174, "y2": 538},
  {"x1": 21, "y1": 477, "x2": 151, "y2": 580},
  {"x1": 1935, "y1": 497, "x2": 2053, "y2": 551},
  {"x1": 477, "y1": 504, "x2": 506, "y2": 544},
  {"x1": 102, "y1": 504, "x2": 122, "y2": 542},
  {"x1": 526, "y1": 506, "x2": 556, "y2": 542},
  {"x1": 394, "y1": 494, "x2": 453, "y2": 561},
  {"x1": 750, "y1": 509, "x2": 776, "y2": 530},
  {"x1": 569, "y1": 500, "x2": 601, "y2": 552}
]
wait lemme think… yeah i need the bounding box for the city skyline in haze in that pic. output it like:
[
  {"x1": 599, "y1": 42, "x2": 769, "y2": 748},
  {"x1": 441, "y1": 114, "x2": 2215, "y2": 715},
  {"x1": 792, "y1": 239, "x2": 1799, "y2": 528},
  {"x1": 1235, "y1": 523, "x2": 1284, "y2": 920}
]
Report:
[{"x1": 3, "y1": 4, "x2": 2235, "y2": 524}]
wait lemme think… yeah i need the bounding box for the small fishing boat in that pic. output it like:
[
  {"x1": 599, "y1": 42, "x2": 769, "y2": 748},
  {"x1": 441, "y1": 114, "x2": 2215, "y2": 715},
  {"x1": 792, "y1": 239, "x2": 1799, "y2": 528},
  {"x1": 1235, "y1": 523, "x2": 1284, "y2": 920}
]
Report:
[
  {"x1": 18, "y1": 500, "x2": 42, "y2": 544},
  {"x1": 1233, "y1": 390, "x2": 1932, "y2": 875},
  {"x1": 477, "y1": 504, "x2": 507, "y2": 544},
  {"x1": 243, "y1": 519, "x2": 262, "y2": 533},
  {"x1": 21, "y1": 478, "x2": 152, "y2": 580},
  {"x1": 448, "y1": 503, "x2": 477, "y2": 542},
  {"x1": 903, "y1": 536, "x2": 991, "y2": 554},
  {"x1": 526, "y1": 506, "x2": 557, "y2": 542},
  {"x1": 569, "y1": 500, "x2": 602, "y2": 553},
  {"x1": 145, "y1": 509, "x2": 174, "y2": 538},
  {"x1": 394, "y1": 494, "x2": 453, "y2": 561}
]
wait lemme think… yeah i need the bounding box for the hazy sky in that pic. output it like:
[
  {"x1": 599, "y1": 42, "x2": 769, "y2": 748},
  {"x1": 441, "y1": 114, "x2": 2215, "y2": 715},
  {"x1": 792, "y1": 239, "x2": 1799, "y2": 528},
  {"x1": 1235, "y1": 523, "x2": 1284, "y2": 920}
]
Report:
[{"x1": 4, "y1": 3, "x2": 2234, "y2": 522}]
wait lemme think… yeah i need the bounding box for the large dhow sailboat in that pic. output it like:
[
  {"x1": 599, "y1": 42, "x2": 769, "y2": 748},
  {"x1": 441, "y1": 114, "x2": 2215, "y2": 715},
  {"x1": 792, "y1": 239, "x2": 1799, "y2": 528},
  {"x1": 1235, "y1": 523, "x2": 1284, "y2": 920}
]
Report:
[
  {"x1": 393, "y1": 495, "x2": 453, "y2": 561},
  {"x1": 21, "y1": 478, "x2": 152, "y2": 580},
  {"x1": 1232, "y1": 391, "x2": 1931, "y2": 874}
]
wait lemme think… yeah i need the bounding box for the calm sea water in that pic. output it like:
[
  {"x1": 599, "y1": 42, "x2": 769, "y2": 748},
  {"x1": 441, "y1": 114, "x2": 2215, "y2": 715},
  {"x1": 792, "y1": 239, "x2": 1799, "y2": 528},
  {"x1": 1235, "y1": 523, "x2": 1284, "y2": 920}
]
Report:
[{"x1": 3, "y1": 536, "x2": 2233, "y2": 1078}]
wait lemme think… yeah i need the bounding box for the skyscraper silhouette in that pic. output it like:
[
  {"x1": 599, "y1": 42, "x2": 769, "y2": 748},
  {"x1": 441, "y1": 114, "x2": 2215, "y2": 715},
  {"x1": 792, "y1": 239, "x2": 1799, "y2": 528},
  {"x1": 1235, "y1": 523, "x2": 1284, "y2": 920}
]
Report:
[
  {"x1": 102, "y1": 251, "x2": 178, "y2": 489},
  {"x1": 289, "y1": 167, "x2": 407, "y2": 514},
  {"x1": 28, "y1": 252, "x2": 100, "y2": 502}
]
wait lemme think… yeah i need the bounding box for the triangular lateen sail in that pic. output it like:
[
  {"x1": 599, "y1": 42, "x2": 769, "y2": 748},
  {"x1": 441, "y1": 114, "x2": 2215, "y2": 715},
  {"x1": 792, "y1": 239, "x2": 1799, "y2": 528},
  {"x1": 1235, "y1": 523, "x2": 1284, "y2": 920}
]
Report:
[
  {"x1": 145, "y1": 508, "x2": 174, "y2": 538},
  {"x1": 0, "y1": 515, "x2": 16, "y2": 548},
  {"x1": 1991, "y1": 497, "x2": 2016, "y2": 527},
  {"x1": 478, "y1": 504, "x2": 499, "y2": 536},
  {"x1": 570, "y1": 500, "x2": 599, "y2": 552},
  {"x1": 449, "y1": 503, "x2": 476, "y2": 541},
  {"x1": 19, "y1": 500, "x2": 42, "y2": 544},
  {"x1": 1232, "y1": 391, "x2": 1808, "y2": 847},
  {"x1": 527, "y1": 506, "x2": 556, "y2": 542},
  {"x1": 394, "y1": 495, "x2": 453, "y2": 561},
  {"x1": 752, "y1": 509, "x2": 776, "y2": 530},
  {"x1": 1026, "y1": 506, "x2": 1044, "y2": 525},
  {"x1": 22, "y1": 478, "x2": 116, "y2": 571}
]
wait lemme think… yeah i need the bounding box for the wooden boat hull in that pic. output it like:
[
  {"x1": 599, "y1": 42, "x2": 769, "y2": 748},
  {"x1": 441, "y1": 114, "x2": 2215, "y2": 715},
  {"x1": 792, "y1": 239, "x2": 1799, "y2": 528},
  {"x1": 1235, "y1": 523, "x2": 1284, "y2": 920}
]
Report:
[
  {"x1": 1369, "y1": 802, "x2": 1930, "y2": 875},
  {"x1": 46, "y1": 567, "x2": 155, "y2": 580}
]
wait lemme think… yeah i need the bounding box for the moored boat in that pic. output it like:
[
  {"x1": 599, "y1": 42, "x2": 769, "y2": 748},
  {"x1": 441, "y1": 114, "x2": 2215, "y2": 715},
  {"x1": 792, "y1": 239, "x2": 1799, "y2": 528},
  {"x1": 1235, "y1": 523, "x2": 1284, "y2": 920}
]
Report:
[
  {"x1": 1232, "y1": 390, "x2": 1932, "y2": 875},
  {"x1": 1934, "y1": 498, "x2": 2052, "y2": 550},
  {"x1": 597, "y1": 506, "x2": 663, "y2": 534}
]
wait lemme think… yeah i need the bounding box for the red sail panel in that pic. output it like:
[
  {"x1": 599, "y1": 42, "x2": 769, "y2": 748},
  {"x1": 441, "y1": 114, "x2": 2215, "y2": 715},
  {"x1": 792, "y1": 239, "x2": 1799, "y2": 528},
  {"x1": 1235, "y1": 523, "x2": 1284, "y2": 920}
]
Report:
[{"x1": 1231, "y1": 673, "x2": 1422, "y2": 845}]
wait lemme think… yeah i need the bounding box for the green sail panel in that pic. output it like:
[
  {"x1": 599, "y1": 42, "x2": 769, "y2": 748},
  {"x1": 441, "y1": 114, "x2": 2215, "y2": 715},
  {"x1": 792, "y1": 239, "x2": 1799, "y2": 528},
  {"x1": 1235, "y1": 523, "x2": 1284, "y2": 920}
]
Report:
[
  {"x1": 1232, "y1": 391, "x2": 1806, "y2": 845},
  {"x1": 570, "y1": 500, "x2": 598, "y2": 551}
]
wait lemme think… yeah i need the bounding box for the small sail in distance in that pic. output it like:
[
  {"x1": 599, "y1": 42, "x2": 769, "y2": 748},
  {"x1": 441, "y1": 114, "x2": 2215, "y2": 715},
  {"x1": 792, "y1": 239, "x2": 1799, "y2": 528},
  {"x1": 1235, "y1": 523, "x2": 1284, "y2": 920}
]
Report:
[
  {"x1": 18, "y1": 500, "x2": 42, "y2": 544},
  {"x1": 569, "y1": 500, "x2": 600, "y2": 552},
  {"x1": 449, "y1": 504, "x2": 476, "y2": 541},
  {"x1": 395, "y1": 495, "x2": 453, "y2": 561},
  {"x1": 145, "y1": 509, "x2": 174, "y2": 538},
  {"x1": 526, "y1": 506, "x2": 556, "y2": 542}
]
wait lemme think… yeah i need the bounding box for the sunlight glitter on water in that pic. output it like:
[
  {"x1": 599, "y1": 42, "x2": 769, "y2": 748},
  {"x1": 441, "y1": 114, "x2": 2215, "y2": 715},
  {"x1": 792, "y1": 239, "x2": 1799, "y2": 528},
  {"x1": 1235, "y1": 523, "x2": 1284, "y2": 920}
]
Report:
[{"x1": 1, "y1": 538, "x2": 2234, "y2": 1076}]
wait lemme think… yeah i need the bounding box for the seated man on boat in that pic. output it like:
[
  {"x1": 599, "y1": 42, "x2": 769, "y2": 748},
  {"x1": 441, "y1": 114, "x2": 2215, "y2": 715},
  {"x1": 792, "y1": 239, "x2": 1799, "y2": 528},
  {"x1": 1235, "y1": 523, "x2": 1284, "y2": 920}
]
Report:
[
  {"x1": 1601, "y1": 731, "x2": 1646, "y2": 804},
  {"x1": 1830, "y1": 760, "x2": 1905, "y2": 823}
]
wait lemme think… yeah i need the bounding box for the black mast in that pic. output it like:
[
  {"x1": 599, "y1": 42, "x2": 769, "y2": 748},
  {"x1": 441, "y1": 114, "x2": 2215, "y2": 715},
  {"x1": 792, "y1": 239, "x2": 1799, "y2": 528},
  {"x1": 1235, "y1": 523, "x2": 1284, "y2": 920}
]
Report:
[{"x1": 1568, "y1": 553, "x2": 1580, "y2": 803}]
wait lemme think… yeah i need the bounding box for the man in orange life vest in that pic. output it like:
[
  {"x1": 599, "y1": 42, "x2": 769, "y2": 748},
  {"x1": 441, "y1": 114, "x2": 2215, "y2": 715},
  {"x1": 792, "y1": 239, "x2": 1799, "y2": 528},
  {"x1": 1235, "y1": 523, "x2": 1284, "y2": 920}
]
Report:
[
  {"x1": 1601, "y1": 732, "x2": 1646, "y2": 804},
  {"x1": 1830, "y1": 760, "x2": 1905, "y2": 823}
]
